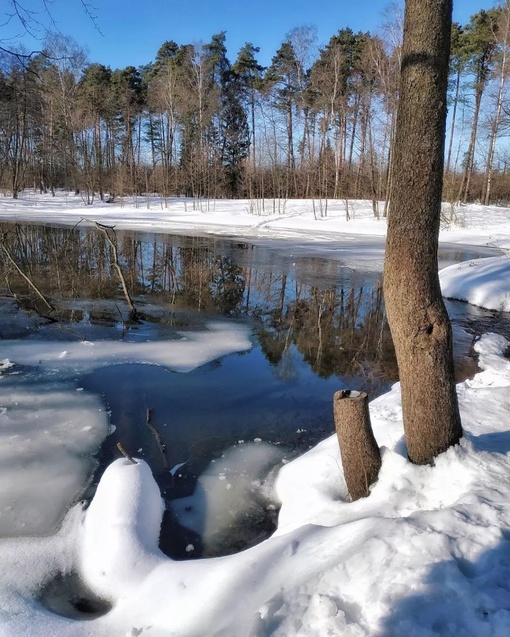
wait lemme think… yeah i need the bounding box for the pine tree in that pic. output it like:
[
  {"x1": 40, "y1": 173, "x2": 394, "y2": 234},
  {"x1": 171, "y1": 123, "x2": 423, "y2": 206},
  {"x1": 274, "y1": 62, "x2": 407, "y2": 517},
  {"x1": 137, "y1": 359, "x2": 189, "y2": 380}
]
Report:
[
  {"x1": 110, "y1": 65, "x2": 146, "y2": 193},
  {"x1": 78, "y1": 64, "x2": 114, "y2": 199},
  {"x1": 220, "y1": 74, "x2": 250, "y2": 196},
  {"x1": 265, "y1": 41, "x2": 302, "y2": 195},
  {"x1": 232, "y1": 43, "x2": 265, "y2": 170},
  {"x1": 308, "y1": 29, "x2": 369, "y2": 197},
  {"x1": 458, "y1": 8, "x2": 501, "y2": 203}
]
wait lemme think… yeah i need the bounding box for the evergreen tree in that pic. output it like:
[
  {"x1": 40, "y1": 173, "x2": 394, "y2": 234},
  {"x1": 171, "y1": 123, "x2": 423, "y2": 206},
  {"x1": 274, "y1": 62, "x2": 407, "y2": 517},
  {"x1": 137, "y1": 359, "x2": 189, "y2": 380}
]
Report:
[
  {"x1": 153, "y1": 40, "x2": 179, "y2": 74},
  {"x1": 232, "y1": 43, "x2": 265, "y2": 168},
  {"x1": 77, "y1": 64, "x2": 114, "y2": 198},
  {"x1": 265, "y1": 41, "x2": 302, "y2": 175},
  {"x1": 110, "y1": 65, "x2": 146, "y2": 192},
  {"x1": 309, "y1": 28, "x2": 370, "y2": 196},
  {"x1": 204, "y1": 31, "x2": 230, "y2": 87},
  {"x1": 203, "y1": 33, "x2": 251, "y2": 196},
  {"x1": 220, "y1": 74, "x2": 250, "y2": 196},
  {"x1": 445, "y1": 22, "x2": 470, "y2": 176},
  {"x1": 458, "y1": 8, "x2": 501, "y2": 202}
]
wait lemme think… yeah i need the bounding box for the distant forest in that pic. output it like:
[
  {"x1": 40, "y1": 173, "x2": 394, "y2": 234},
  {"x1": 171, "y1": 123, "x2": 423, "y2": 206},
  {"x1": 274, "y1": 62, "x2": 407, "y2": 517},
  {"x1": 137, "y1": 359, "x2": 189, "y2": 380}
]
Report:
[{"x1": 1, "y1": 4, "x2": 509, "y2": 207}]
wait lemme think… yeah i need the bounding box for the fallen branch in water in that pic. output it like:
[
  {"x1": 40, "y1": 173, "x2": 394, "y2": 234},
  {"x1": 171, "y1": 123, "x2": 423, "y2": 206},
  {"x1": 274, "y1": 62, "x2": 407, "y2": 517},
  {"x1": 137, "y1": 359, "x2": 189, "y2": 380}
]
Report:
[
  {"x1": 93, "y1": 221, "x2": 138, "y2": 320},
  {"x1": 145, "y1": 407, "x2": 169, "y2": 469},
  {"x1": 0, "y1": 237, "x2": 55, "y2": 312}
]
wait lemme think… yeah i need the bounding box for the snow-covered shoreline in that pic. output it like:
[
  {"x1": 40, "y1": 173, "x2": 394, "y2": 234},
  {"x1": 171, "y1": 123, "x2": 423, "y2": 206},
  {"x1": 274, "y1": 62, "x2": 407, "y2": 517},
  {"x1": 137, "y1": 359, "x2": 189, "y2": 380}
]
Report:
[
  {"x1": 3, "y1": 192, "x2": 509, "y2": 309},
  {"x1": 1, "y1": 192, "x2": 510, "y2": 249},
  {"x1": 1, "y1": 333, "x2": 509, "y2": 636},
  {"x1": 1, "y1": 193, "x2": 510, "y2": 636}
]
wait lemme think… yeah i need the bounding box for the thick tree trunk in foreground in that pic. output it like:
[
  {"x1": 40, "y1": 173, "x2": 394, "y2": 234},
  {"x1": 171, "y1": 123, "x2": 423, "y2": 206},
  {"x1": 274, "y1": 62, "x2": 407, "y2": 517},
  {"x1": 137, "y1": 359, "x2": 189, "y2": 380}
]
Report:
[
  {"x1": 334, "y1": 390, "x2": 381, "y2": 500},
  {"x1": 383, "y1": 0, "x2": 462, "y2": 465}
]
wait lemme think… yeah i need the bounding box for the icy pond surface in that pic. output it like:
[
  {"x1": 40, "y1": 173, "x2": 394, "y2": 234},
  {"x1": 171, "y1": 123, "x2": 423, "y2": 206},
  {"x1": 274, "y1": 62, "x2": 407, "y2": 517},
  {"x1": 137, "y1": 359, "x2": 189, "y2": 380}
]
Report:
[{"x1": 0, "y1": 223, "x2": 508, "y2": 558}]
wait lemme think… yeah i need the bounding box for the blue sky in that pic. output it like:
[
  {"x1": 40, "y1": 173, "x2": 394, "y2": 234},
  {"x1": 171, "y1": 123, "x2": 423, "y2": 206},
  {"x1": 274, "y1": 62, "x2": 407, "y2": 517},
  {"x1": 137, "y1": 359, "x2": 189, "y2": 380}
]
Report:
[{"x1": 2, "y1": 0, "x2": 498, "y2": 70}]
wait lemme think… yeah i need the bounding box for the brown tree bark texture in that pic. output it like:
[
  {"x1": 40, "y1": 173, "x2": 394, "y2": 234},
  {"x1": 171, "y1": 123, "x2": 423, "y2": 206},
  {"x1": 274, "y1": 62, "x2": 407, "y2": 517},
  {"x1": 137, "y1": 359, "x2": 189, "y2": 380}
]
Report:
[
  {"x1": 334, "y1": 390, "x2": 381, "y2": 500},
  {"x1": 383, "y1": 0, "x2": 463, "y2": 465}
]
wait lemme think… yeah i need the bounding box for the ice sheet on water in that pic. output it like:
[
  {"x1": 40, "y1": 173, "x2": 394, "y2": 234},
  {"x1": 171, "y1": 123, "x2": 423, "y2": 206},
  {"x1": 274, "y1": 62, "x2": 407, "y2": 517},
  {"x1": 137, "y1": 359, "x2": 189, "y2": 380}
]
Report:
[
  {"x1": 0, "y1": 382, "x2": 108, "y2": 535},
  {"x1": 170, "y1": 442, "x2": 284, "y2": 556},
  {"x1": 0, "y1": 320, "x2": 252, "y2": 374},
  {"x1": 0, "y1": 320, "x2": 252, "y2": 538}
]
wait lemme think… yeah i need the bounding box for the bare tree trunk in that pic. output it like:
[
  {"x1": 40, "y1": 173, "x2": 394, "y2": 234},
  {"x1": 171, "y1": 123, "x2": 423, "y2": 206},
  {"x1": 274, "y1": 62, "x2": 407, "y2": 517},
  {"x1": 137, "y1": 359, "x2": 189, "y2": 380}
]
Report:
[
  {"x1": 1, "y1": 237, "x2": 55, "y2": 311},
  {"x1": 383, "y1": 0, "x2": 462, "y2": 465},
  {"x1": 445, "y1": 69, "x2": 461, "y2": 175},
  {"x1": 444, "y1": 68, "x2": 461, "y2": 203},
  {"x1": 334, "y1": 390, "x2": 381, "y2": 500},
  {"x1": 94, "y1": 222, "x2": 138, "y2": 319},
  {"x1": 458, "y1": 89, "x2": 483, "y2": 204},
  {"x1": 484, "y1": 6, "x2": 510, "y2": 205}
]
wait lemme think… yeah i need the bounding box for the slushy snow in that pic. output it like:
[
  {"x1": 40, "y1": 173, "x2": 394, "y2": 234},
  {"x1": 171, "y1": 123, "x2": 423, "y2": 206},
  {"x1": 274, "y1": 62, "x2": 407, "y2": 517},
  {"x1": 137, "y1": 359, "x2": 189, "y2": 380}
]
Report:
[{"x1": 0, "y1": 193, "x2": 509, "y2": 636}]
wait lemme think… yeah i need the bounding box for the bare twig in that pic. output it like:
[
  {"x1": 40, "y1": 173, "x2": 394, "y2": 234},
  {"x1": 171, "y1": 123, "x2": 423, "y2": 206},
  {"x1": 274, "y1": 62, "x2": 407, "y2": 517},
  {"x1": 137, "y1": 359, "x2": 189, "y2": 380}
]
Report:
[
  {"x1": 145, "y1": 405, "x2": 169, "y2": 468},
  {"x1": 116, "y1": 442, "x2": 137, "y2": 464},
  {"x1": 0, "y1": 237, "x2": 55, "y2": 311},
  {"x1": 80, "y1": 0, "x2": 103, "y2": 35},
  {"x1": 93, "y1": 221, "x2": 138, "y2": 319},
  {"x1": 1, "y1": 0, "x2": 103, "y2": 61}
]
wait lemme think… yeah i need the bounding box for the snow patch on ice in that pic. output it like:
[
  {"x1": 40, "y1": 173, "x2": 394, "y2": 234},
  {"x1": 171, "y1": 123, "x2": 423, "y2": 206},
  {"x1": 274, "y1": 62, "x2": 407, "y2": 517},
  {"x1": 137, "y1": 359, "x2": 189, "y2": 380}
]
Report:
[
  {"x1": 0, "y1": 320, "x2": 251, "y2": 374},
  {"x1": 171, "y1": 442, "x2": 284, "y2": 555}
]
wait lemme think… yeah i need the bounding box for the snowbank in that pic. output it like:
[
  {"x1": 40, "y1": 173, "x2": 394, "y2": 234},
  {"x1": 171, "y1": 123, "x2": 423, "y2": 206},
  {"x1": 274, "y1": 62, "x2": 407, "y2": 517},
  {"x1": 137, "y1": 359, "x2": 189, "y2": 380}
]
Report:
[
  {"x1": 440, "y1": 255, "x2": 510, "y2": 312},
  {"x1": 1, "y1": 192, "x2": 510, "y2": 255}
]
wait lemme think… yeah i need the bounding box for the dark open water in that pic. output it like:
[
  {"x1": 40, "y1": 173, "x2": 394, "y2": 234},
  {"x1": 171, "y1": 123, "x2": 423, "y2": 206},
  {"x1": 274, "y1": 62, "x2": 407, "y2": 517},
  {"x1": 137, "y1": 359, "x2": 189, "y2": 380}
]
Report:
[{"x1": 1, "y1": 223, "x2": 509, "y2": 561}]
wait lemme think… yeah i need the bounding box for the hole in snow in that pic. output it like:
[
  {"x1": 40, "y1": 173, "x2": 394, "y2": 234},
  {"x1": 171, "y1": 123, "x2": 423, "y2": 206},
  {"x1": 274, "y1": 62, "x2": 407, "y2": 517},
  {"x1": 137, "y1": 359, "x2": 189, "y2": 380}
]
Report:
[{"x1": 38, "y1": 572, "x2": 112, "y2": 620}]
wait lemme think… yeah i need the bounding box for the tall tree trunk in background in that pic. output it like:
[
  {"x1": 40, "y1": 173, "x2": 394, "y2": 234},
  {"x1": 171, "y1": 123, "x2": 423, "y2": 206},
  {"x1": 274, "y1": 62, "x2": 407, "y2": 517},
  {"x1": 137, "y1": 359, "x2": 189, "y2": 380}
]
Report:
[
  {"x1": 383, "y1": 0, "x2": 462, "y2": 465},
  {"x1": 484, "y1": 4, "x2": 510, "y2": 205},
  {"x1": 445, "y1": 68, "x2": 460, "y2": 175},
  {"x1": 457, "y1": 8, "x2": 499, "y2": 204},
  {"x1": 483, "y1": 59, "x2": 507, "y2": 205},
  {"x1": 458, "y1": 87, "x2": 482, "y2": 204}
]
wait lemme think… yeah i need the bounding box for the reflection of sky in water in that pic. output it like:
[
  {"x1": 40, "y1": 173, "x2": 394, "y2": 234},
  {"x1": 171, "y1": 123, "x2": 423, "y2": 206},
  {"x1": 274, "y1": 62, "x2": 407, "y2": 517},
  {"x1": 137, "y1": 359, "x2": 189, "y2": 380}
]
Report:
[
  {"x1": 1, "y1": 224, "x2": 509, "y2": 554},
  {"x1": 1, "y1": 229, "x2": 507, "y2": 474},
  {"x1": 80, "y1": 340, "x2": 343, "y2": 473}
]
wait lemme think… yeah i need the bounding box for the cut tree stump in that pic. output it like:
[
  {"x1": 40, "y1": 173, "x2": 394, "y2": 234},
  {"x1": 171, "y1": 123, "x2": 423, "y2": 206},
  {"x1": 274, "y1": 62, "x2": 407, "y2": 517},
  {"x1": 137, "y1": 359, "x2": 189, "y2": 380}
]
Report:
[{"x1": 333, "y1": 389, "x2": 381, "y2": 501}]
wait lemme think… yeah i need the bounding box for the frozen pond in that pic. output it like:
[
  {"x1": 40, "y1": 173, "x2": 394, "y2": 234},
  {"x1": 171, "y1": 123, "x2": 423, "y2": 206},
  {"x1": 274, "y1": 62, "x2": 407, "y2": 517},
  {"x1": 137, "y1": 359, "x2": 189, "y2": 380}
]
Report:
[{"x1": 0, "y1": 222, "x2": 508, "y2": 559}]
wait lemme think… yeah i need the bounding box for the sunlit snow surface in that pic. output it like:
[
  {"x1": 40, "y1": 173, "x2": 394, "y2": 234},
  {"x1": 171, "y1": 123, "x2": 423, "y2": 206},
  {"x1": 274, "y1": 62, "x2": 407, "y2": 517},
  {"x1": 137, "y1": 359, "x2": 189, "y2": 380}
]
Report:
[
  {"x1": 1, "y1": 192, "x2": 510, "y2": 270},
  {"x1": 1, "y1": 194, "x2": 510, "y2": 636},
  {"x1": 440, "y1": 255, "x2": 510, "y2": 312}
]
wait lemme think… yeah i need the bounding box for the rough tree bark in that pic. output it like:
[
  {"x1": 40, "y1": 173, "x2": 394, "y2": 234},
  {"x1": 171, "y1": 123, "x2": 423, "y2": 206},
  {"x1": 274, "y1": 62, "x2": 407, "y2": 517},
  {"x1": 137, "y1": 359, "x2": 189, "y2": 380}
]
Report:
[
  {"x1": 333, "y1": 390, "x2": 381, "y2": 500},
  {"x1": 383, "y1": 0, "x2": 462, "y2": 465}
]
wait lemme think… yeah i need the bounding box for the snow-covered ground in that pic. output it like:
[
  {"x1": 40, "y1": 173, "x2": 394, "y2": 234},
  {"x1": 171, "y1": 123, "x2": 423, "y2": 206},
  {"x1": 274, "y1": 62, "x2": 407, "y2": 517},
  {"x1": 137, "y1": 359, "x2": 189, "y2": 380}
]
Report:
[{"x1": 0, "y1": 192, "x2": 510, "y2": 636}]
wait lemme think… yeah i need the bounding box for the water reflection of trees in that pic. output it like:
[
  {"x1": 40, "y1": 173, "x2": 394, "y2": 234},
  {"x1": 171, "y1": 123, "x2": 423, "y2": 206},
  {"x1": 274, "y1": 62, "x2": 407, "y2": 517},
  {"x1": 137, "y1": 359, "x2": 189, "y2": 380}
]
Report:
[
  {"x1": 255, "y1": 278, "x2": 397, "y2": 389},
  {"x1": 0, "y1": 222, "x2": 397, "y2": 387}
]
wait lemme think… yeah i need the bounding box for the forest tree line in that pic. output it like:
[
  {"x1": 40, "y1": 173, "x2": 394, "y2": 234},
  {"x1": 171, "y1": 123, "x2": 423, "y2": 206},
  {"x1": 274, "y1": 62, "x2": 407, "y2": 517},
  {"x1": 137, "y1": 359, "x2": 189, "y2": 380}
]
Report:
[{"x1": 1, "y1": 2, "x2": 510, "y2": 207}]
